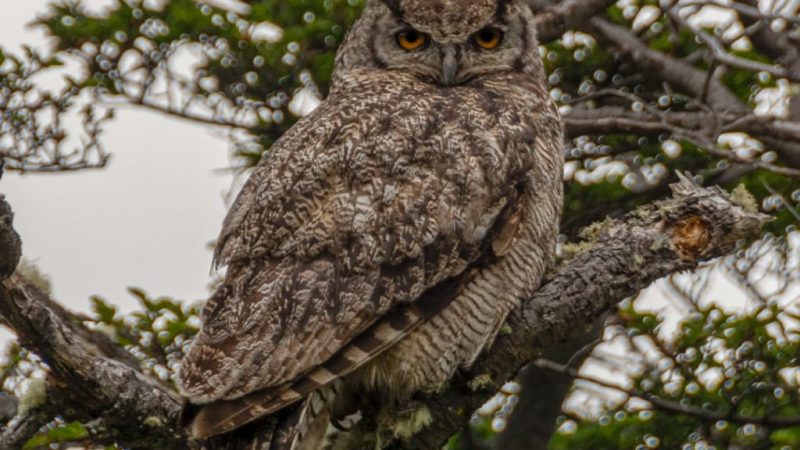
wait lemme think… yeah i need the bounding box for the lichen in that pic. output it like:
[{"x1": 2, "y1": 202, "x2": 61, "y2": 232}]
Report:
[
  {"x1": 649, "y1": 236, "x2": 670, "y2": 252},
  {"x1": 499, "y1": 324, "x2": 512, "y2": 335},
  {"x1": 560, "y1": 241, "x2": 594, "y2": 260},
  {"x1": 468, "y1": 373, "x2": 493, "y2": 392},
  {"x1": 144, "y1": 416, "x2": 163, "y2": 427},
  {"x1": 391, "y1": 405, "x2": 432, "y2": 441},
  {"x1": 578, "y1": 218, "x2": 612, "y2": 241},
  {"x1": 19, "y1": 377, "x2": 46, "y2": 415},
  {"x1": 16, "y1": 258, "x2": 52, "y2": 295},
  {"x1": 730, "y1": 184, "x2": 758, "y2": 213}
]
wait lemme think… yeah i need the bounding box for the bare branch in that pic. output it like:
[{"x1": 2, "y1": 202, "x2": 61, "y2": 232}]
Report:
[
  {"x1": 563, "y1": 107, "x2": 709, "y2": 137},
  {"x1": 530, "y1": 0, "x2": 617, "y2": 43},
  {"x1": 667, "y1": 7, "x2": 794, "y2": 82},
  {"x1": 535, "y1": 359, "x2": 800, "y2": 428},
  {"x1": 585, "y1": 18, "x2": 747, "y2": 113}
]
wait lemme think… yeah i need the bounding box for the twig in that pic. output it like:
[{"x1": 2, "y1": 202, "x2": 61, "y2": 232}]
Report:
[
  {"x1": 668, "y1": 7, "x2": 793, "y2": 81},
  {"x1": 535, "y1": 359, "x2": 800, "y2": 428}
]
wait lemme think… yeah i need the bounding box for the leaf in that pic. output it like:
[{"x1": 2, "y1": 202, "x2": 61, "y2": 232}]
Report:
[
  {"x1": 91, "y1": 295, "x2": 117, "y2": 323},
  {"x1": 23, "y1": 422, "x2": 88, "y2": 449}
]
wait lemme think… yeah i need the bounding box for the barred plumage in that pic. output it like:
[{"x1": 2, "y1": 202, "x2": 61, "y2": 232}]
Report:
[{"x1": 179, "y1": 0, "x2": 563, "y2": 447}]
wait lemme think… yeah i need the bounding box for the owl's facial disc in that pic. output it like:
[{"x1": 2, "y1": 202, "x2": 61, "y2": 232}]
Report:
[{"x1": 369, "y1": 0, "x2": 533, "y2": 87}]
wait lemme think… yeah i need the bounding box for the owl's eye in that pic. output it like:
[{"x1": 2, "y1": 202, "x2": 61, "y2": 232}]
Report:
[
  {"x1": 473, "y1": 27, "x2": 503, "y2": 50},
  {"x1": 396, "y1": 30, "x2": 429, "y2": 51}
]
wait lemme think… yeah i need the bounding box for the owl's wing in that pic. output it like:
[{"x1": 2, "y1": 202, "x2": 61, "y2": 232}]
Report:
[{"x1": 179, "y1": 79, "x2": 533, "y2": 437}]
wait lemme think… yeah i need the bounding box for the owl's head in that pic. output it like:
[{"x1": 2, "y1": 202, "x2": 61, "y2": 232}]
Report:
[{"x1": 333, "y1": 0, "x2": 543, "y2": 87}]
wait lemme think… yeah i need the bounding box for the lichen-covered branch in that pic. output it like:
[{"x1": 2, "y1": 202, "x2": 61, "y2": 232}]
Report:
[
  {"x1": 0, "y1": 260, "x2": 185, "y2": 448},
  {"x1": 386, "y1": 175, "x2": 768, "y2": 449},
  {"x1": 0, "y1": 386, "x2": 59, "y2": 450}
]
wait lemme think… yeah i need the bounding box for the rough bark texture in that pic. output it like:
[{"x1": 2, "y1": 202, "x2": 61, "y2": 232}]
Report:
[
  {"x1": 0, "y1": 173, "x2": 764, "y2": 449},
  {"x1": 0, "y1": 195, "x2": 21, "y2": 280},
  {"x1": 0, "y1": 274, "x2": 185, "y2": 449}
]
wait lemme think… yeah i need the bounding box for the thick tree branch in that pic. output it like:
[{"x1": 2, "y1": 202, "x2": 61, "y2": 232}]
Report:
[
  {"x1": 388, "y1": 175, "x2": 768, "y2": 449},
  {"x1": 0, "y1": 269, "x2": 185, "y2": 448},
  {"x1": 0, "y1": 196, "x2": 21, "y2": 280},
  {"x1": 495, "y1": 319, "x2": 606, "y2": 450},
  {"x1": 530, "y1": 0, "x2": 617, "y2": 43}
]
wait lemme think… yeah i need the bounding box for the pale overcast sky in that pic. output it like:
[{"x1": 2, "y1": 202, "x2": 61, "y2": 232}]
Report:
[{"x1": 1, "y1": 0, "x2": 235, "y2": 313}]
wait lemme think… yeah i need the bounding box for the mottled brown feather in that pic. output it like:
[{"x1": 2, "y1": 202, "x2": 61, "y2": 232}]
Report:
[{"x1": 179, "y1": 0, "x2": 563, "y2": 444}]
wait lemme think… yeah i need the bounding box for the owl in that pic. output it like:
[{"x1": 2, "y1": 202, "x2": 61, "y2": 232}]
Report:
[{"x1": 178, "y1": 0, "x2": 563, "y2": 448}]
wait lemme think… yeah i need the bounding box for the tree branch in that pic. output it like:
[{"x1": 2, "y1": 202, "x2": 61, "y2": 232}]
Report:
[
  {"x1": 0, "y1": 176, "x2": 769, "y2": 449},
  {"x1": 535, "y1": 358, "x2": 800, "y2": 428},
  {"x1": 495, "y1": 319, "x2": 606, "y2": 450},
  {"x1": 585, "y1": 18, "x2": 747, "y2": 114},
  {"x1": 738, "y1": 0, "x2": 800, "y2": 81},
  {"x1": 0, "y1": 196, "x2": 21, "y2": 280},
  {"x1": 530, "y1": 0, "x2": 617, "y2": 43},
  {"x1": 0, "y1": 389, "x2": 59, "y2": 450},
  {"x1": 388, "y1": 174, "x2": 768, "y2": 449},
  {"x1": 0, "y1": 259, "x2": 185, "y2": 448},
  {"x1": 563, "y1": 107, "x2": 709, "y2": 138}
]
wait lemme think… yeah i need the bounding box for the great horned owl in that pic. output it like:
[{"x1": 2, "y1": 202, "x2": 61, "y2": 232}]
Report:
[{"x1": 179, "y1": 0, "x2": 563, "y2": 447}]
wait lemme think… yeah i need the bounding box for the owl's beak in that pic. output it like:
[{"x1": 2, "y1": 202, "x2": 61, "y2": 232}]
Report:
[{"x1": 441, "y1": 46, "x2": 459, "y2": 86}]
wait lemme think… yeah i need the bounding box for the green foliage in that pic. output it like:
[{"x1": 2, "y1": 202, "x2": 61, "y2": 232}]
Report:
[
  {"x1": 89, "y1": 288, "x2": 201, "y2": 385},
  {"x1": 552, "y1": 302, "x2": 800, "y2": 450},
  {"x1": 23, "y1": 422, "x2": 88, "y2": 449},
  {"x1": 38, "y1": 0, "x2": 365, "y2": 162}
]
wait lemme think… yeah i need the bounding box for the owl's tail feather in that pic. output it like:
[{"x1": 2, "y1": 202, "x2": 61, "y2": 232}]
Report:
[
  {"x1": 286, "y1": 383, "x2": 339, "y2": 450},
  {"x1": 284, "y1": 379, "x2": 370, "y2": 450},
  {"x1": 191, "y1": 380, "x2": 353, "y2": 450},
  {"x1": 190, "y1": 385, "x2": 287, "y2": 439},
  {"x1": 191, "y1": 300, "x2": 435, "y2": 440}
]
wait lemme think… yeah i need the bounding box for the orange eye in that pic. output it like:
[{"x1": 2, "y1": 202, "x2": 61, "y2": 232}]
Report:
[
  {"x1": 397, "y1": 30, "x2": 428, "y2": 51},
  {"x1": 473, "y1": 27, "x2": 503, "y2": 49}
]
